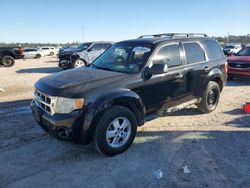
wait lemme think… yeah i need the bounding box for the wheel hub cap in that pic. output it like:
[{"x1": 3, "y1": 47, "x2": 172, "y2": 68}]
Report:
[
  {"x1": 106, "y1": 117, "x2": 131, "y2": 148},
  {"x1": 207, "y1": 89, "x2": 216, "y2": 106}
]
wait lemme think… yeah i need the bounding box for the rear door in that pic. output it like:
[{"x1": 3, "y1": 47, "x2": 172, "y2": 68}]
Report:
[{"x1": 181, "y1": 41, "x2": 209, "y2": 98}]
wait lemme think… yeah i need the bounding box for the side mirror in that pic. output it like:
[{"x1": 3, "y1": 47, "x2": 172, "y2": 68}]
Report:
[
  {"x1": 148, "y1": 63, "x2": 168, "y2": 75},
  {"x1": 87, "y1": 48, "x2": 94, "y2": 52}
]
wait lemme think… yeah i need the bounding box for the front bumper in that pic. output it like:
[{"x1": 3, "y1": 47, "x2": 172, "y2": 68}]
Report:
[
  {"x1": 31, "y1": 100, "x2": 96, "y2": 144},
  {"x1": 228, "y1": 68, "x2": 250, "y2": 78},
  {"x1": 58, "y1": 60, "x2": 73, "y2": 70}
]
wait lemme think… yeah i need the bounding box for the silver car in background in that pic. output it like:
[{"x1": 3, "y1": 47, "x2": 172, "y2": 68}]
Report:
[
  {"x1": 23, "y1": 48, "x2": 46, "y2": 59},
  {"x1": 58, "y1": 41, "x2": 113, "y2": 69}
]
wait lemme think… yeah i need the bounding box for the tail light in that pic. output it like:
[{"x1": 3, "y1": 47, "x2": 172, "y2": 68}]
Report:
[{"x1": 224, "y1": 61, "x2": 228, "y2": 73}]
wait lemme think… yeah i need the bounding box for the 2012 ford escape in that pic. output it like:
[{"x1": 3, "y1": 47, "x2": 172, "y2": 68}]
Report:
[{"x1": 31, "y1": 33, "x2": 227, "y2": 156}]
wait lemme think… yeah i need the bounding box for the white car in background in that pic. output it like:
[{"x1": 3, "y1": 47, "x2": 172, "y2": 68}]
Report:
[
  {"x1": 23, "y1": 48, "x2": 47, "y2": 59},
  {"x1": 38, "y1": 46, "x2": 59, "y2": 56},
  {"x1": 223, "y1": 43, "x2": 242, "y2": 55}
]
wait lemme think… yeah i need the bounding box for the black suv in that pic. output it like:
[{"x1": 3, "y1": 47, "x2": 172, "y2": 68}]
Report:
[{"x1": 31, "y1": 33, "x2": 227, "y2": 156}]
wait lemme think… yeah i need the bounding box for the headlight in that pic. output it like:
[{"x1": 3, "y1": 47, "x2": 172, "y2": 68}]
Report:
[{"x1": 53, "y1": 97, "x2": 84, "y2": 114}]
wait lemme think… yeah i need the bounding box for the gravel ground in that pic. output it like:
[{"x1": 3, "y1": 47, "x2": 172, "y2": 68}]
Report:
[{"x1": 0, "y1": 57, "x2": 250, "y2": 188}]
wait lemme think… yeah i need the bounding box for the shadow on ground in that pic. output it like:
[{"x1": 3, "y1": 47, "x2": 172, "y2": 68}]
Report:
[
  {"x1": 1, "y1": 99, "x2": 250, "y2": 187},
  {"x1": 44, "y1": 60, "x2": 59, "y2": 63},
  {"x1": 169, "y1": 107, "x2": 202, "y2": 116},
  {"x1": 226, "y1": 78, "x2": 250, "y2": 87},
  {"x1": 16, "y1": 67, "x2": 61, "y2": 74}
]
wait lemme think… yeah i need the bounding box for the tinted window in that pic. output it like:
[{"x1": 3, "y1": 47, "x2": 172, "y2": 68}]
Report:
[
  {"x1": 77, "y1": 43, "x2": 92, "y2": 50},
  {"x1": 236, "y1": 47, "x2": 250, "y2": 56},
  {"x1": 25, "y1": 49, "x2": 36, "y2": 52},
  {"x1": 183, "y1": 42, "x2": 205, "y2": 64},
  {"x1": 91, "y1": 44, "x2": 152, "y2": 73},
  {"x1": 153, "y1": 44, "x2": 181, "y2": 68},
  {"x1": 90, "y1": 44, "x2": 104, "y2": 51},
  {"x1": 203, "y1": 40, "x2": 224, "y2": 60},
  {"x1": 42, "y1": 48, "x2": 49, "y2": 50}
]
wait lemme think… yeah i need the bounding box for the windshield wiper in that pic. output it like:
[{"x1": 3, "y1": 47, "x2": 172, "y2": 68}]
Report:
[{"x1": 91, "y1": 64, "x2": 113, "y2": 72}]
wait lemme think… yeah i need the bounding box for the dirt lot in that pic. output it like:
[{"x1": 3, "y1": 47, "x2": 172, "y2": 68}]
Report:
[{"x1": 0, "y1": 57, "x2": 250, "y2": 188}]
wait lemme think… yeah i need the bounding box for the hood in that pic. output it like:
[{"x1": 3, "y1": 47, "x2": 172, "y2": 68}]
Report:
[
  {"x1": 227, "y1": 55, "x2": 250, "y2": 62},
  {"x1": 35, "y1": 67, "x2": 129, "y2": 97},
  {"x1": 61, "y1": 48, "x2": 80, "y2": 54}
]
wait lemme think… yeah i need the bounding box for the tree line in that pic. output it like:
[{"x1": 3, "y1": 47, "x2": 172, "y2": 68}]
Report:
[
  {"x1": 1, "y1": 35, "x2": 250, "y2": 48},
  {"x1": 0, "y1": 42, "x2": 80, "y2": 48},
  {"x1": 215, "y1": 35, "x2": 250, "y2": 44}
]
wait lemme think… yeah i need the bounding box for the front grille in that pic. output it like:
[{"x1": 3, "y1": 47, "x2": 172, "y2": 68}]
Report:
[
  {"x1": 59, "y1": 53, "x2": 72, "y2": 61},
  {"x1": 34, "y1": 89, "x2": 55, "y2": 115},
  {"x1": 228, "y1": 62, "x2": 250, "y2": 69}
]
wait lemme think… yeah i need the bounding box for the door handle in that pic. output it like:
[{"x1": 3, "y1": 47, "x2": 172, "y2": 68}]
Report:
[
  {"x1": 204, "y1": 67, "x2": 210, "y2": 72},
  {"x1": 174, "y1": 73, "x2": 184, "y2": 79}
]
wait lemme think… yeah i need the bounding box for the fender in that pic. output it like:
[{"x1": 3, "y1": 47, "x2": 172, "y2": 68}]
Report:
[
  {"x1": 79, "y1": 89, "x2": 145, "y2": 144},
  {"x1": 92, "y1": 88, "x2": 145, "y2": 125},
  {"x1": 76, "y1": 50, "x2": 89, "y2": 64},
  {"x1": 1, "y1": 51, "x2": 15, "y2": 58},
  {"x1": 201, "y1": 67, "x2": 223, "y2": 93}
]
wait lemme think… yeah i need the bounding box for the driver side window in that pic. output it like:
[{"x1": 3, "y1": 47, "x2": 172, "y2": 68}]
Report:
[
  {"x1": 89, "y1": 44, "x2": 104, "y2": 51},
  {"x1": 153, "y1": 44, "x2": 181, "y2": 68}
]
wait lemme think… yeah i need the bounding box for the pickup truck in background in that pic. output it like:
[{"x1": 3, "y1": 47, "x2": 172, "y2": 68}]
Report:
[{"x1": 0, "y1": 47, "x2": 24, "y2": 67}]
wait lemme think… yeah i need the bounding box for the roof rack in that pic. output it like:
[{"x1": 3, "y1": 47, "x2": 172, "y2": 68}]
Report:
[{"x1": 138, "y1": 33, "x2": 208, "y2": 39}]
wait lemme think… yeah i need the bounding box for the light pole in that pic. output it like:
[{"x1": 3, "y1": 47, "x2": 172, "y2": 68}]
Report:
[
  {"x1": 247, "y1": 34, "x2": 250, "y2": 44},
  {"x1": 227, "y1": 31, "x2": 230, "y2": 43}
]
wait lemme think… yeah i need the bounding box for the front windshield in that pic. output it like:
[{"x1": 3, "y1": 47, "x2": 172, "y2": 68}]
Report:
[
  {"x1": 236, "y1": 47, "x2": 250, "y2": 56},
  {"x1": 76, "y1": 43, "x2": 92, "y2": 50},
  {"x1": 91, "y1": 43, "x2": 153, "y2": 73}
]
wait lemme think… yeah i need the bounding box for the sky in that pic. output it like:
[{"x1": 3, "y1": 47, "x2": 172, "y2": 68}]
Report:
[{"x1": 0, "y1": 0, "x2": 249, "y2": 43}]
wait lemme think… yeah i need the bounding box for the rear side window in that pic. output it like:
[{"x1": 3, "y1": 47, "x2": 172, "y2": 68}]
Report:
[
  {"x1": 153, "y1": 44, "x2": 181, "y2": 68},
  {"x1": 183, "y1": 42, "x2": 206, "y2": 64},
  {"x1": 203, "y1": 40, "x2": 224, "y2": 60}
]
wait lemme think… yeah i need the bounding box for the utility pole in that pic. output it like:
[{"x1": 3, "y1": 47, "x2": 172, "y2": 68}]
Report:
[
  {"x1": 227, "y1": 31, "x2": 230, "y2": 43},
  {"x1": 248, "y1": 34, "x2": 250, "y2": 44}
]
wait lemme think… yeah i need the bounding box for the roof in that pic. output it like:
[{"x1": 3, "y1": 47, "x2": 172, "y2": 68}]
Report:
[{"x1": 119, "y1": 36, "x2": 212, "y2": 46}]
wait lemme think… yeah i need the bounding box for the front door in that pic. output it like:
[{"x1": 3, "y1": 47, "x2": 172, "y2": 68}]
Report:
[
  {"x1": 88, "y1": 44, "x2": 105, "y2": 63},
  {"x1": 144, "y1": 43, "x2": 189, "y2": 115}
]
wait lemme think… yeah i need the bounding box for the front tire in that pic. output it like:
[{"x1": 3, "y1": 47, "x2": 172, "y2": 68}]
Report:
[
  {"x1": 1, "y1": 56, "x2": 15, "y2": 67},
  {"x1": 94, "y1": 106, "x2": 137, "y2": 156},
  {"x1": 73, "y1": 59, "x2": 86, "y2": 68},
  {"x1": 197, "y1": 81, "x2": 220, "y2": 113}
]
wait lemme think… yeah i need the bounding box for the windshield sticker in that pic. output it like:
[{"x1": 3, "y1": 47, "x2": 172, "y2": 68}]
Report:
[{"x1": 132, "y1": 47, "x2": 151, "y2": 54}]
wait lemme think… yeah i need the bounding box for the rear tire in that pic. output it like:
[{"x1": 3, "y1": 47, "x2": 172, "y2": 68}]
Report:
[
  {"x1": 1, "y1": 56, "x2": 15, "y2": 67},
  {"x1": 35, "y1": 54, "x2": 41, "y2": 59},
  {"x1": 94, "y1": 106, "x2": 137, "y2": 156},
  {"x1": 73, "y1": 59, "x2": 86, "y2": 68},
  {"x1": 197, "y1": 81, "x2": 220, "y2": 113}
]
